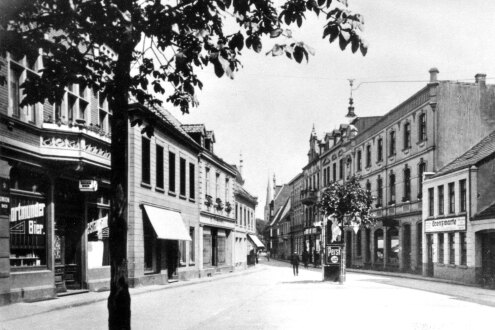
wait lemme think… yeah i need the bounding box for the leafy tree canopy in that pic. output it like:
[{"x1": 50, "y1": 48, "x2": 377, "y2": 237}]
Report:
[
  {"x1": 0, "y1": 0, "x2": 367, "y2": 114},
  {"x1": 318, "y1": 176, "x2": 374, "y2": 227}
]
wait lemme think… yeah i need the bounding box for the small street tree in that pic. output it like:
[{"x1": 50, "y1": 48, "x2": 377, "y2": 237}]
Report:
[
  {"x1": 318, "y1": 176, "x2": 374, "y2": 276},
  {"x1": 1, "y1": 0, "x2": 367, "y2": 328}
]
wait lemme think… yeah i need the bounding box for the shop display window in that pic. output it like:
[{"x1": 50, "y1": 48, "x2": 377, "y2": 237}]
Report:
[
  {"x1": 87, "y1": 194, "x2": 110, "y2": 268},
  {"x1": 10, "y1": 195, "x2": 47, "y2": 268}
]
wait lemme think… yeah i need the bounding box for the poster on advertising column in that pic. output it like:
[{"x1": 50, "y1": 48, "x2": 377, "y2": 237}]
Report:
[{"x1": 325, "y1": 244, "x2": 342, "y2": 266}]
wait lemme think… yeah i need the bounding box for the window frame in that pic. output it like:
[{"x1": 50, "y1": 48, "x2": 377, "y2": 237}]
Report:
[
  {"x1": 156, "y1": 144, "x2": 164, "y2": 189},
  {"x1": 141, "y1": 137, "x2": 151, "y2": 185},
  {"x1": 169, "y1": 151, "x2": 176, "y2": 193}
]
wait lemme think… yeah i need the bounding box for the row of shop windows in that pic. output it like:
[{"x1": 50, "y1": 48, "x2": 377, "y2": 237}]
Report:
[
  {"x1": 428, "y1": 179, "x2": 467, "y2": 216},
  {"x1": 437, "y1": 232, "x2": 467, "y2": 265},
  {"x1": 142, "y1": 137, "x2": 196, "y2": 200}
]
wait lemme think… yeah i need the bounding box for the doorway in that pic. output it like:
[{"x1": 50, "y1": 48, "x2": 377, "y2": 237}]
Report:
[
  {"x1": 480, "y1": 231, "x2": 495, "y2": 287},
  {"x1": 164, "y1": 240, "x2": 179, "y2": 282},
  {"x1": 345, "y1": 231, "x2": 352, "y2": 268},
  {"x1": 403, "y1": 224, "x2": 411, "y2": 271},
  {"x1": 426, "y1": 234, "x2": 434, "y2": 277}
]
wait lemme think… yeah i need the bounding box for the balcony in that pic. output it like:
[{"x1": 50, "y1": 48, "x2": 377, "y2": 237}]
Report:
[
  {"x1": 40, "y1": 122, "x2": 111, "y2": 168},
  {"x1": 300, "y1": 188, "x2": 317, "y2": 205}
]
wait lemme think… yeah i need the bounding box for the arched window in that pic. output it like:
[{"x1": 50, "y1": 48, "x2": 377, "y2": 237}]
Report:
[
  {"x1": 357, "y1": 150, "x2": 362, "y2": 171},
  {"x1": 377, "y1": 137, "x2": 383, "y2": 162},
  {"x1": 403, "y1": 165, "x2": 411, "y2": 201},
  {"x1": 387, "y1": 227, "x2": 399, "y2": 264},
  {"x1": 366, "y1": 180, "x2": 371, "y2": 192},
  {"x1": 389, "y1": 172, "x2": 396, "y2": 204},
  {"x1": 389, "y1": 131, "x2": 396, "y2": 156},
  {"x1": 404, "y1": 122, "x2": 411, "y2": 149},
  {"x1": 419, "y1": 113, "x2": 427, "y2": 141},
  {"x1": 366, "y1": 144, "x2": 372, "y2": 168}
]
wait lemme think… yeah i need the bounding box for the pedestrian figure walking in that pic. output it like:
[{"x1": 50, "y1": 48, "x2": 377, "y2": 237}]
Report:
[
  {"x1": 291, "y1": 251, "x2": 300, "y2": 276},
  {"x1": 302, "y1": 250, "x2": 309, "y2": 269}
]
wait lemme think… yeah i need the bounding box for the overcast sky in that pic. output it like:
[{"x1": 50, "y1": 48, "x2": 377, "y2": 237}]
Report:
[{"x1": 168, "y1": 0, "x2": 495, "y2": 220}]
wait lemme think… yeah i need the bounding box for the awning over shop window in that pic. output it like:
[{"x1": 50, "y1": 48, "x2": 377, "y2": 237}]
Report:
[
  {"x1": 247, "y1": 234, "x2": 265, "y2": 248},
  {"x1": 142, "y1": 205, "x2": 191, "y2": 241}
]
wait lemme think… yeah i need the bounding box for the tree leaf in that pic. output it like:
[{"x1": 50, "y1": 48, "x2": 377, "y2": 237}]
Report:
[
  {"x1": 360, "y1": 42, "x2": 368, "y2": 56},
  {"x1": 351, "y1": 35, "x2": 359, "y2": 53},
  {"x1": 338, "y1": 34, "x2": 348, "y2": 50},
  {"x1": 293, "y1": 46, "x2": 303, "y2": 63},
  {"x1": 270, "y1": 28, "x2": 283, "y2": 38},
  {"x1": 318, "y1": 0, "x2": 326, "y2": 6}
]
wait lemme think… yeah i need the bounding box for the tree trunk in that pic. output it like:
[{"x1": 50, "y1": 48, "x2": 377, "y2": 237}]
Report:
[{"x1": 107, "y1": 36, "x2": 134, "y2": 330}]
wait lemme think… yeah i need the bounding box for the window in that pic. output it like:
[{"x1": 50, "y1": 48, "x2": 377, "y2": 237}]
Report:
[
  {"x1": 448, "y1": 233, "x2": 455, "y2": 265},
  {"x1": 225, "y1": 178, "x2": 229, "y2": 203},
  {"x1": 10, "y1": 195, "x2": 47, "y2": 268},
  {"x1": 189, "y1": 227, "x2": 195, "y2": 264},
  {"x1": 357, "y1": 150, "x2": 362, "y2": 171},
  {"x1": 9, "y1": 54, "x2": 40, "y2": 123},
  {"x1": 205, "y1": 167, "x2": 210, "y2": 196},
  {"x1": 403, "y1": 166, "x2": 411, "y2": 201},
  {"x1": 389, "y1": 172, "x2": 396, "y2": 204},
  {"x1": 389, "y1": 131, "x2": 396, "y2": 156},
  {"x1": 438, "y1": 185, "x2": 444, "y2": 215},
  {"x1": 180, "y1": 157, "x2": 186, "y2": 196},
  {"x1": 339, "y1": 159, "x2": 344, "y2": 179},
  {"x1": 428, "y1": 188, "x2": 434, "y2": 216},
  {"x1": 356, "y1": 230, "x2": 362, "y2": 257},
  {"x1": 404, "y1": 122, "x2": 411, "y2": 149},
  {"x1": 215, "y1": 173, "x2": 220, "y2": 199},
  {"x1": 448, "y1": 182, "x2": 455, "y2": 214},
  {"x1": 377, "y1": 138, "x2": 383, "y2": 162},
  {"x1": 460, "y1": 179, "x2": 467, "y2": 212},
  {"x1": 377, "y1": 176, "x2": 383, "y2": 206},
  {"x1": 67, "y1": 83, "x2": 89, "y2": 123},
  {"x1": 460, "y1": 232, "x2": 466, "y2": 265},
  {"x1": 419, "y1": 113, "x2": 427, "y2": 141},
  {"x1": 375, "y1": 229, "x2": 384, "y2": 261},
  {"x1": 438, "y1": 234, "x2": 444, "y2": 264},
  {"x1": 418, "y1": 161, "x2": 426, "y2": 199},
  {"x1": 189, "y1": 163, "x2": 195, "y2": 200},
  {"x1": 366, "y1": 145, "x2": 371, "y2": 168},
  {"x1": 366, "y1": 180, "x2": 371, "y2": 192},
  {"x1": 180, "y1": 239, "x2": 187, "y2": 266},
  {"x1": 169, "y1": 152, "x2": 176, "y2": 193},
  {"x1": 98, "y1": 92, "x2": 112, "y2": 133},
  {"x1": 332, "y1": 163, "x2": 337, "y2": 182},
  {"x1": 141, "y1": 137, "x2": 150, "y2": 184},
  {"x1": 235, "y1": 204, "x2": 238, "y2": 223},
  {"x1": 156, "y1": 145, "x2": 164, "y2": 189}
]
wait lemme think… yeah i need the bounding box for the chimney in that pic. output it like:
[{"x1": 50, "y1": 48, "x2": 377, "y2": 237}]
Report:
[
  {"x1": 475, "y1": 73, "x2": 486, "y2": 87},
  {"x1": 429, "y1": 67, "x2": 439, "y2": 83}
]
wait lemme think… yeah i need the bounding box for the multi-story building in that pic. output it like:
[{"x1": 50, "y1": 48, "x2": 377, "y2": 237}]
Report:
[
  {"x1": 423, "y1": 130, "x2": 495, "y2": 286},
  {"x1": 182, "y1": 125, "x2": 237, "y2": 276},
  {"x1": 264, "y1": 177, "x2": 291, "y2": 257},
  {"x1": 1, "y1": 50, "x2": 112, "y2": 304},
  {"x1": 127, "y1": 104, "x2": 202, "y2": 286},
  {"x1": 232, "y1": 164, "x2": 260, "y2": 269},
  {"x1": 289, "y1": 173, "x2": 304, "y2": 257},
  {"x1": 297, "y1": 68, "x2": 495, "y2": 277}
]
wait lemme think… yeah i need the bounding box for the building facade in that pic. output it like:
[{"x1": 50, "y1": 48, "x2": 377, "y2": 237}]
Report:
[
  {"x1": 232, "y1": 165, "x2": 259, "y2": 269},
  {"x1": 1, "y1": 50, "x2": 112, "y2": 304},
  {"x1": 423, "y1": 130, "x2": 495, "y2": 286},
  {"x1": 289, "y1": 173, "x2": 304, "y2": 257},
  {"x1": 293, "y1": 68, "x2": 495, "y2": 278}
]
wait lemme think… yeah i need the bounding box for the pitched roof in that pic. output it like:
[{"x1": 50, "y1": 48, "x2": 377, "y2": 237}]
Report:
[
  {"x1": 432, "y1": 130, "x2": 495, "y2": 178},
  {"x1": 269, "y1": 197, "x2": 290, "y2": 226},
  {"x1": 473, "y1": 201, "x2": 495, "y2": 220},
  {"x1": 181, "y1": 124, "x2": 206, "y2": 134}
]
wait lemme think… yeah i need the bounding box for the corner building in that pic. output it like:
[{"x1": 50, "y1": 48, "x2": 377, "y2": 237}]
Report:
[{"x1": 313, "y1": 69, "x2": 495, "y2": 275}]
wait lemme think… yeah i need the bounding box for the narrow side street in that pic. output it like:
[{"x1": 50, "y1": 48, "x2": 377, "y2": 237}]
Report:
[{"x1": 2, "y1": 260, "x2": 495, "y2": 330}]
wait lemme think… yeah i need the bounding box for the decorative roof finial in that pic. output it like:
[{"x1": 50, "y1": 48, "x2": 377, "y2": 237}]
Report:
[{"x1": 346, "y1": 79, "x2": 356, "y2": 118}]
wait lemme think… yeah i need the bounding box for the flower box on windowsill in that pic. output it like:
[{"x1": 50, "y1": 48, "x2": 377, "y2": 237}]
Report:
[
  {"x1": 388, "y1": 201, "x2": 396, "y2": 206},
  {"x1": 215, "y1": 198, "x2": 223, "y2": 210},
  {"x1": 375, "y1": 203, "x2": 383, "y2": 209},
  {"x1": 402, "y1": 197, "x2": 410, "y2": 203},
  {"x1": 204, "y1": 194, "x2": 213, "y2": 207},
  {"x1": 225, "y1": 202, "x2": 232, "y2": 213}
]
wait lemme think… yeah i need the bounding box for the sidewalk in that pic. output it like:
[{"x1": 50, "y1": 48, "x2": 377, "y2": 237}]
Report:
[{"x1": 0, "y1": 265, "x2": 264, "y2": 323}]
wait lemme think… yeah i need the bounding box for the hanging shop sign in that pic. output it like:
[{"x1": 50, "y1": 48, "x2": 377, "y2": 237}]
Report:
[
  {"x1": 79, "y1": 180, "x2": 98, "y2": 192},
  {"x1": 87, "y1": 216, "x2": 108, "y2": 235},
  {"x1": 325, "y1": 244, "x2": 342, "y2": 266},
  {"x1": 425, "y1": 216, "x2": 466, "y2": 233},
  {"x1": 0, "y1": 178, "x2": 10, "y2": 216}
]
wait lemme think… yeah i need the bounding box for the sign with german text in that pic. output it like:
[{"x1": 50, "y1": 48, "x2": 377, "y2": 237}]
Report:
[
  {"x1": 0, "y1": 178, "x2": 9, "y2": 216},
  {"x1": 425, "y1": 216, "x2": 466, "y2": 233},
  {"x1": 325, "y1": 244, "x2": 342, "y2": 266}
]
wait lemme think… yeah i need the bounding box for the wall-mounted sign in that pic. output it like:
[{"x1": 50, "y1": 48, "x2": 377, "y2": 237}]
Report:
[
  {"x1": 325, "y1": 244, "x2": 342, "y2": 266},
  {"x1": 79, "y1": 180, "x2": 98, "y2": 192},
  {"x1": 0, "y1": 178, "x2": 9, "y2": 216},
  {"x1": 425, "y1": 216, "x2": 466, "y2": 233}
]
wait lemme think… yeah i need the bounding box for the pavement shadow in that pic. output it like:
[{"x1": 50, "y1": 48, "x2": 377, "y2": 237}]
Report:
[{"x1": 280, "y1": 280, "x2": 333, "y2": 285}]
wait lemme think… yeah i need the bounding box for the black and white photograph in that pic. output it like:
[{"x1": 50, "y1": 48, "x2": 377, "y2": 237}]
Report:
[{"x1": 1, "y1": 0, "x2": 495, "y2": 329}]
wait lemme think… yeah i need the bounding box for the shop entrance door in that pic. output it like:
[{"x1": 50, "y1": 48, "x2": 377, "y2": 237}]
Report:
[
  {"x1": 211, "y1": 229, "x2": 218, "y2": 266},
  {"x1": 164, "y1": 240, "x2": 178, "y2": 282},
  {"x1": 403, "y1": 224, "x2": 411, "y2": 271},
  {"x1": 481, "y1": 232, "x2": 495, "y2": 287},
  {"x1": 54, "y1": 180, "x2": 85, "y2": 293},
  {"x1": 426, "y1": 234, "x2": 434, "y2": 277}
]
